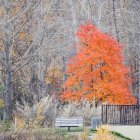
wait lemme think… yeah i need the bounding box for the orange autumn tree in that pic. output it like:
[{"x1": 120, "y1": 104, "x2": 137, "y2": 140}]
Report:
[{"x1": 61, "y1": 22, "x2": 136, "y2": 105}]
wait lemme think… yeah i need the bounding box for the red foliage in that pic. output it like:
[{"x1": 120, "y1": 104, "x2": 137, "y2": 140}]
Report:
[{"x1": 61, "y1": 22, "x2": 136, "y2": 105}]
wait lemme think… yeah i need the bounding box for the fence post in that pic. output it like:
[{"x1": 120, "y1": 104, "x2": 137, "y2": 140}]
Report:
[
  {"x1": 106, "y1": 105, "x2": 107, "y2": 123},
  {"x1": 101, "y1": 105, "x2": 103, "y2": 123},
  {"x1": 120, "y1": 106, "x2": 122, "y2": 124}
]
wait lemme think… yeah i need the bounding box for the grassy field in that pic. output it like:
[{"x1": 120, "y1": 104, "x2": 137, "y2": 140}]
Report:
[
  {"x1": 56, "y1": 127, "x2": 132, "y2": 140},
  {"x1": 0, "y1": 126, "x2": 132, "y2": 140}
]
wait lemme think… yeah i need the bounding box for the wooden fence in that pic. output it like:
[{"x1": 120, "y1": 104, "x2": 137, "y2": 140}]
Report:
[{"x1": 102, "y1": 105, "x2": 140, "y2": 125}]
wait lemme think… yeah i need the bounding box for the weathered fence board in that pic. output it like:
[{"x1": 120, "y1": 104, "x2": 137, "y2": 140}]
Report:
[{"x1": 102, "y1": 105, "x2": 140, "y2": 125}]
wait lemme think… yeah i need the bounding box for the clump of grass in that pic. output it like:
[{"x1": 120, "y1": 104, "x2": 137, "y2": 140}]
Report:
[
  {"x1": 0, "y1": 121, "x2": 13, "y2": 132},
  {"x1": 111, "y1": 131, "x2": 132, "y2": 140},
  {"x1": 80, "y1": 127, "x2": 90, "y2": 140},
  {"x1": 93, "y1": 125, "x2": 118, "y2": 140},
  {"x1": 14, "y1": 101, "x2": 45, "y2": 130}
]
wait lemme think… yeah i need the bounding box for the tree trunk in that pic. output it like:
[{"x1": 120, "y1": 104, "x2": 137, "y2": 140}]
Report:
[{"x1": 2, "y1": 33, "x2": 12, "y2": 120}]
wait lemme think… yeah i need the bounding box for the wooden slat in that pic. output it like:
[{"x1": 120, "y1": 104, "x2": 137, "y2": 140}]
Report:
[
  {"x1": 55, "y1": 117, "x2": 83, "y2": 127},
  {"x1": 101, "y1": 105, "x2": 140, "y2": 125}
]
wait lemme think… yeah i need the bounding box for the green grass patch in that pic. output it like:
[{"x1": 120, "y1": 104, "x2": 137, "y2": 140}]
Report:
[
  {"x1": 38, "y1": 127, "x2": 132, "y2": 140},
  {"x1": 111, "y1": 131, "x2": 132, "y2": 140},
  {"x1": 55, "y1": 127, "x2": 132, "y2": 140},
  {"x1": 90, "y1": 129, "x2": 132, "y2": 140},
  {"x1": 55, "y1": 127, "x2": 83, "y2": 133}
]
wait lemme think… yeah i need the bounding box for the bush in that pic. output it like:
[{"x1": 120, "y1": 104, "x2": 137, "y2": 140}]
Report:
[
  {"x1": 93, "y1": 125, "x2": 118, "y2": 140},
  {"x1": 61, "y1": 100, "x2": 101, "y2": 126},
  {"x1": 14, "y1": 96, "x2": 57, "y2": 129},
  {"x1": 14, "y1": 96, "x2": 101, "y2": 128}
]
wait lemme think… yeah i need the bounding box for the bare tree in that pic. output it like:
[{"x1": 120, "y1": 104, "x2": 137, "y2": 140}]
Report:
[{"x1": 0, "y1": 0, "x2": 140, "y2": 120}]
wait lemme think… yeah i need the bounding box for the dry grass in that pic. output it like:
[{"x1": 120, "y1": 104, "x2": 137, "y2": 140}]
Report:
[
  {"x1": 79, "y1": 127, "x2": 90, "y2": 140},
  {"x1": 14, "y1": 96, "x2": 101, "y2": 128},
  {"x1": 0, "y1": 129, "x2": 78, "y2": 140},
  {"x1": 61, "y1": 100, "x2": 101, "y2": 126},
  {"x1": 93, "y1": 125, "x2": 118, "y2": 140}
]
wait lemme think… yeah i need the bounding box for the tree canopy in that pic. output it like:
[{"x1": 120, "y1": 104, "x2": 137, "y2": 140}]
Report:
[{"x1": 61, "y1": 22, "x2": 136, "y2": 105}]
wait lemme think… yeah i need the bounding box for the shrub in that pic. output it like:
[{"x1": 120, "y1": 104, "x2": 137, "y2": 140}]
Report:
[
  {"x1": 93, "y1": 125, "x2": 118, "y2": 140},
  {"x1": 14, "y1": 96, "x2": 57, "y2": 129},
  {"x1": 61, "y1": 100, "x2": 101, "y2": 125},
  {"x1": 14, "y1": 96, "x2": 101, "y2": 128}
]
